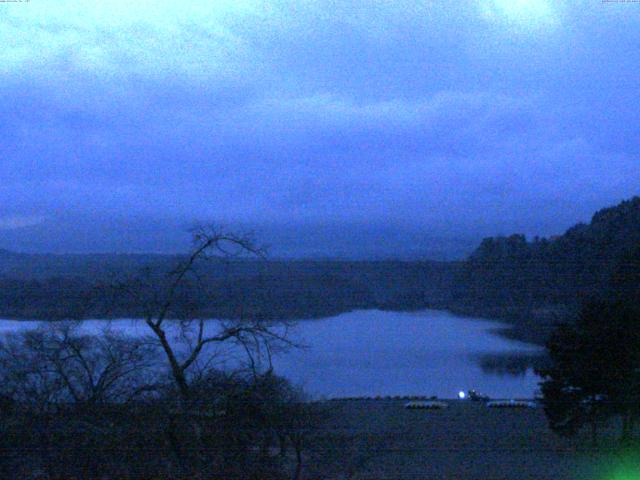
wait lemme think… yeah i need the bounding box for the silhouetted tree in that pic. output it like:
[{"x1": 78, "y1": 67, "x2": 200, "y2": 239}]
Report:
[
  {"x1": 610, "y1": 242, "x2": 640, "y2": 306},
  {"x1": 113, "y1": 227, "x2": 292, "y2": 399},
  {"x1": 111, "y1": 226, "x2": 295, "y2": 475},
  {"x1": 538, "y1": 300, "x2": 640, "y2": 445},
  {"x1": 0, "y1": 323, "x2": 164, "y2": 478},
  {"x1": 0, "y1": 323, "x2": 314, "y2": 479}
]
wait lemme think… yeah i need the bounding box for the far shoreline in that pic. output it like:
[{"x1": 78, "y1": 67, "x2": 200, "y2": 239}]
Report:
[{"x1": 0, "y1": 306, "x2": 550, "y2": 346}]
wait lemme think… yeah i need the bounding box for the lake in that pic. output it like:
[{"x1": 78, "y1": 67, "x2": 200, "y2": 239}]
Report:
[
  {"x1": 273, "y1": 309, "x2": 543, "y2": 399},
  {"x1": 0, "y1": 309, "x2": 543, "y2": 399}
]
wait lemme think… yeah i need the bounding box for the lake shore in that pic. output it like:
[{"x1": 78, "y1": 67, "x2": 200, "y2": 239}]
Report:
[
  {"x1": 442, "y1": 302, "x2": 576, "y2": 346},
  {"x1": 306, "y1": 399, "x2": 626, "y2": 480}
]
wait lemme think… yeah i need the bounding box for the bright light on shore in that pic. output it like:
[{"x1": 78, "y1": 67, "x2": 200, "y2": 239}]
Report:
[{"x1": 458, "y1": 391, "x2": 466, "y2": 400}]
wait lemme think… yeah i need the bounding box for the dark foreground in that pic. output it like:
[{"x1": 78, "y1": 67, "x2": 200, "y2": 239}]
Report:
[{"x1": 306, "y1": 399, "x2": 637, "y2": 480}]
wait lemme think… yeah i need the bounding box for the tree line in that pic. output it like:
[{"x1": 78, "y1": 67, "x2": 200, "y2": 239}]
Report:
[{"x1": 538, "y1": 236, "x2": 640, "y2": 445}]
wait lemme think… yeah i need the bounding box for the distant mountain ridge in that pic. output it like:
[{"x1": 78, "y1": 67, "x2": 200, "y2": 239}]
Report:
[
  {"x1": 0, "y1": 250, "x2": 182, "y2": 279},
  {"x1": 0, "y1": 197, "x2": 638, "y2": 344},
  {"x1": 0, "y1": 253, "x2": 455, "y2": 323}
]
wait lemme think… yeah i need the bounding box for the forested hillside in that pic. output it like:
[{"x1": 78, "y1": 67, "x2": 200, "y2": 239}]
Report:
[{"x1": 449, "y1": 197, "x2": 640, "y2": 341}]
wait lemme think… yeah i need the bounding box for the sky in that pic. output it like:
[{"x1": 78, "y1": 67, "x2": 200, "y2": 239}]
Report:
[{"x1": 1, "y1": 0, "x2": 639, "y2": 258}]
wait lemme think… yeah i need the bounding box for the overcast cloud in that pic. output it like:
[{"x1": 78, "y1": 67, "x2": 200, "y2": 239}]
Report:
[{"x1": 1, "y1": 0, "x2": 639, "y2": 257}]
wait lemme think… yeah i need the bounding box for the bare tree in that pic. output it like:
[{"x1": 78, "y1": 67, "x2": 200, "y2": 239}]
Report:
[
  {"x1": 0, "y1": 322, "x2": 161, "y2": 409},
  {"x1": 0, "y1": 323, "x2": 163, "y2": 479},
  {"x1": 110, "y1": 226, "x2": 295, "y2": 475},
  {"x1": 113, "y1": 227, "x2": 292, "y2": 400}
]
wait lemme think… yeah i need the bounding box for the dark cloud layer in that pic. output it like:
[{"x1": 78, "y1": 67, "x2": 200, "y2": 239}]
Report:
[{"x1": 1, "y1": 1, "x2": 639, "y2": 258}]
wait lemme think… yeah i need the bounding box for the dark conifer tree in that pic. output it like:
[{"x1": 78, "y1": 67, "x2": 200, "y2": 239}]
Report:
[{"x1": 538, "y1": 300, "x2": 640, "y2": 444}]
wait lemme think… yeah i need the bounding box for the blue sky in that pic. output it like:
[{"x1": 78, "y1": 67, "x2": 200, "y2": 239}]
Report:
[{"x1": 1, "y1": 0, "x2": 639, "y2": 257}]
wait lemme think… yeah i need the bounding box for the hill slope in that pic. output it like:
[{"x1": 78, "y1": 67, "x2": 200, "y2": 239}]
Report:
[{"x1": 449, "y1": 196, "x2": 640, "y2": 341}]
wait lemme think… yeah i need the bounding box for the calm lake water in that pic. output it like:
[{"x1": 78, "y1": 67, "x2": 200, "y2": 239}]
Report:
[{"x1": 0, "y1": 309, "x2": 543, "y2": 399}]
